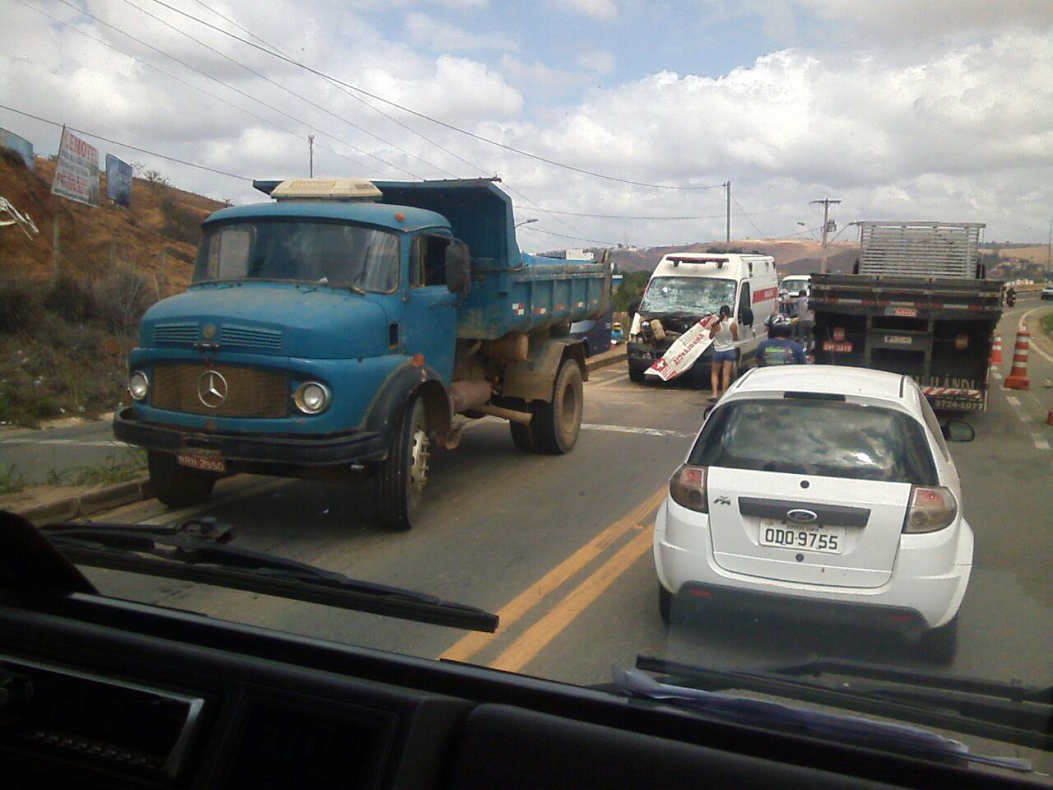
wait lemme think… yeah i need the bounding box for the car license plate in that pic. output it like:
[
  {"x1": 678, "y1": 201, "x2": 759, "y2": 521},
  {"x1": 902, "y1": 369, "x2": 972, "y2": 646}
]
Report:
[
  {"x1": 822, "y1": 340, "x2": 853, "y2": 353},
  {"x1": 758, "y1": 519, "x2": 844, "y2": 554},
  {"x1": 176, "y1": 453, "x2": 226, "y2": 473}
]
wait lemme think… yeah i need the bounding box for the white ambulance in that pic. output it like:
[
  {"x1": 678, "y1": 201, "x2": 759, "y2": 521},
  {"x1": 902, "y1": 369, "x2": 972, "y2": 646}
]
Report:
[{"x1": 627, "y1": 252, "x2": 778, "y2": 383}]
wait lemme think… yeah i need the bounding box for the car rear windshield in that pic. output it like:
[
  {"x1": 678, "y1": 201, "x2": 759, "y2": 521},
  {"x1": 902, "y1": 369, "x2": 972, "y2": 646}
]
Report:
[{"x1": 689, "y1": 398, "x2": 939, "y2": 485}]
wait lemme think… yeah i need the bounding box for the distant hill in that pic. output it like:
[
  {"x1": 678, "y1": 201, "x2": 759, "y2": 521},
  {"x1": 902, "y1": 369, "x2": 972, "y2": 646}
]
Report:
[{"x1": 609, "y1": 239, "x2": 861, "y2": 277}]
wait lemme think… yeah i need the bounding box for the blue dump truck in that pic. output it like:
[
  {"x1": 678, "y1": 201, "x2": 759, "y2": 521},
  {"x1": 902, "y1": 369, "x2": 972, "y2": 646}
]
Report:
[{"x1": 114, "y1": 178, "x2": 610, "y2": 529}]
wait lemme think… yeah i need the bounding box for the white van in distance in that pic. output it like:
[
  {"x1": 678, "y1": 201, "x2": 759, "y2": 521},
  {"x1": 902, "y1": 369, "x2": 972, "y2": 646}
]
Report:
[{"x1": 627, "y1": 253, "x2": 778, "y2": 383}]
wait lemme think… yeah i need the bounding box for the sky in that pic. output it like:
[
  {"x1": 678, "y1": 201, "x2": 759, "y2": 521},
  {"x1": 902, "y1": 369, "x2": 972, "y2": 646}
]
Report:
[{"x1": 2, "y1": 0, "x2": 1052, "y2": 251}]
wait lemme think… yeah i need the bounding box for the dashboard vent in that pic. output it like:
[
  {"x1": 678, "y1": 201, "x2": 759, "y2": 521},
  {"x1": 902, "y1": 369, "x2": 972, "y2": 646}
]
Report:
[{"x1": 226, "y1": 702, "x2": 396, "y2": 790}]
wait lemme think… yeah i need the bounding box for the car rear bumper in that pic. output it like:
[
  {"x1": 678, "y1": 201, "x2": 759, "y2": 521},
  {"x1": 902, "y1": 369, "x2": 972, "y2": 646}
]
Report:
[{"x1": 654, "y1": 500, "x2": 972, "y2": 632}]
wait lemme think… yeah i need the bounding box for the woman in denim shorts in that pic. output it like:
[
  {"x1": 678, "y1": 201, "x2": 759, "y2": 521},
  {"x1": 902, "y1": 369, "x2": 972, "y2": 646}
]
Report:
[{"x1": 709, "y1": 304, "x2": 738, "y2": 401}]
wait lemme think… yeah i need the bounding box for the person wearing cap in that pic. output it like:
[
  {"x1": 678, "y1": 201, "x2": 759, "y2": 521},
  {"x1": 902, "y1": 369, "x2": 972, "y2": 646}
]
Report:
[{"x1": 756, "y1": 316, "x2": 807, "y2": 366}]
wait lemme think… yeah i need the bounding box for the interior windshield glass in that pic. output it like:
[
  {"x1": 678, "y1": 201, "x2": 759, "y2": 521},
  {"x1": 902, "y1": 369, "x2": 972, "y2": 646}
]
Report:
[
  {"x1": 193, "y1": 220, "x2": 399, "y2": 292},
  {"x1": 639, "y1": 277, "x2": 736, "y2": 315},
  {"x1": 690, "y1": 399, "x2": 939, "y2": 484}
]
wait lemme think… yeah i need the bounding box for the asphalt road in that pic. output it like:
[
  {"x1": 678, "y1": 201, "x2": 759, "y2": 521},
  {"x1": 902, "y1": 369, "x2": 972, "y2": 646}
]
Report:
[{"x1": 64, "y1": 302, "x2": 1051, "y2": 703}]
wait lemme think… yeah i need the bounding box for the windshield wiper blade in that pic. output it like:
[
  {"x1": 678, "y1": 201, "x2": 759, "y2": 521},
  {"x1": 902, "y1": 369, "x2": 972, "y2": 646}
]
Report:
[
  {"x1": 39, "y1": 519, "x2": 498, "y2": 633},
  {"x1": 636, "y1": 656, "x2": 1051, "y2": 753}
]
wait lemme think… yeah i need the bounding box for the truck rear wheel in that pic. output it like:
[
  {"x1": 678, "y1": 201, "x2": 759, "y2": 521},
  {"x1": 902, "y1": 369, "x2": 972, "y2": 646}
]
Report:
[
  {"x1": 148, "y1": 450, "x2": 217, "y2": 508},
  {"x1": 534, "y1": 359, "x2": 584, "y2": 455},
  {"x1": 509, "y1": 420, "x2": 540, "y2": 453},
  {"x1": 377, "y1": 396, "x2": 429, "y2": 531}
]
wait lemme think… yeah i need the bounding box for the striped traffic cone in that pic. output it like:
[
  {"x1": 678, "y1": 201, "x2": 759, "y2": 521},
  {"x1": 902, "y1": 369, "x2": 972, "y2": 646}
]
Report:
[
  {"x1": 1004, "y1": 330, "x2": 1031, "y2": 390},
  {"x1": 990, "y1": 335, "x2": 1003, "y2": 366}
]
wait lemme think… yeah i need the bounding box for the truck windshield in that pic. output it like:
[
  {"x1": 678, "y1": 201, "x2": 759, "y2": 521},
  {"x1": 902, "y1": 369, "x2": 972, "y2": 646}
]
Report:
[
  {"x1": 639, "y1": 277, "x2": 736, "y2": 316},
  {"x1": 193, "y1": 220, "x2": 400, "y2": 292}
]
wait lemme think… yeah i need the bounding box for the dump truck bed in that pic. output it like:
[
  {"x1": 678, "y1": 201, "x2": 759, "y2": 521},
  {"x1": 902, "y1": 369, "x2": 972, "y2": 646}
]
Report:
[{"x1": 375, "y1": 179, "x2": 610, "y2": 340}]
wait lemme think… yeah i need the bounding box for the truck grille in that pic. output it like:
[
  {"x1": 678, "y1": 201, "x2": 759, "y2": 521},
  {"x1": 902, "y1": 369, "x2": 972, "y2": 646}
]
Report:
[
  {"x1": 151, "y1": 364, "x2": 290, "y2": 418},
  {"x1": 220, "y1": 324, "x2": 283, "y2": 351},
  {"x1": 154, "y1": 322, "x2": 200, "y2": 344}
]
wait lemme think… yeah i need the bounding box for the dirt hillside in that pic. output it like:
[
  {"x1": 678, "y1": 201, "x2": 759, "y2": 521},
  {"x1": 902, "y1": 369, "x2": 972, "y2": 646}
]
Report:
[{"x1": 0, "y1": 151, "x2": 224, "y2": 292}]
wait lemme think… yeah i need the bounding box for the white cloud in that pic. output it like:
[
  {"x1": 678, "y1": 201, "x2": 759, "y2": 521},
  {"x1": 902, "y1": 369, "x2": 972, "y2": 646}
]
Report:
[
  {"x1": 576, "y1": 49, "x2": 615, "y2": 74},
  {"x1": 404, "y1": 12, "x2": 518, "y2": 51},
  {"x1": 558, "y1": 0, "x2": 618, "y2": 21},
  {"x1": 429, "y1": 0, "x2": 489, "y2": 8}
]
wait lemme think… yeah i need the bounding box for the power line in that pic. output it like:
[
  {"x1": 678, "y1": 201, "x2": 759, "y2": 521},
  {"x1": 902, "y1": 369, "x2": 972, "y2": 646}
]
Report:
[
  {"x1": 191, "y1": 0, "x2": 486, "y2": 181},
  {"x1": 12, "y1": 0, "x2": 372, "y2": 175},
  {"x1": 143, "y1": 0, "x2": 728, "y2": 191},
  {"x1": 512, "y1": 204, "x2": 785, "y2": 221},
  {"x1": 518, "y1": 225, "x2": 624, "y2": 247},
  {"x1": 0, "y1": 105, "x2": 251, "y2": 180},
  {"x1": 51, "y1": 0, "x2": 403, "y2": 178},
  {"x1": 731, "y1": 195, "x2": 767, "y2": 238},
  {"x1": 117, "y1": 0, "x2": 430, "y2": 179}
]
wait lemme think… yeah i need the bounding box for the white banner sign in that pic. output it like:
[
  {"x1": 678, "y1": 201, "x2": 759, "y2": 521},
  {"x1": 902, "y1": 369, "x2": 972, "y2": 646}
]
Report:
[
  {"x1": 51, "y1": 126, "x2": 100, "y2": 207},
  {"x1": 645, "y1": 314, "x2": 719, "y2": 381}
]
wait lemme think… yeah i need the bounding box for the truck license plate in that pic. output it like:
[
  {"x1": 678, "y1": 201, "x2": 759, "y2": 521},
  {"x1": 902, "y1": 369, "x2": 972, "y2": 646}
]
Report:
[
  {"x1": 177, "y1": 453, "x2": 226, "y2": 473},
  {"x1": 758, "y1": 519, "x2": 844, "y2": 554},
  {"x1": 822, "y1": 340, "x2": 853, "y2": 353}
]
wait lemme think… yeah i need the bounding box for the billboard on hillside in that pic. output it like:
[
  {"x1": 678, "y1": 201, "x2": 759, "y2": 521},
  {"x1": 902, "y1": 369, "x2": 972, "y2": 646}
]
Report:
[
  {"x1": 0, "y1": 128, "x2": 35, "y2": 170},
  {"x1": 51, "y1": 126, "x2": 100, "y2": 207},
  {"x1": 105, "y1": 153, "x2": 133, "y2": 207}
]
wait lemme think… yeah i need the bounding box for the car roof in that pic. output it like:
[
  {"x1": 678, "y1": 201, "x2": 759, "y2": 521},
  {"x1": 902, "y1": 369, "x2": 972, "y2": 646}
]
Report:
[{"x1": 732, "y1": 365, "x2": 911, "y2": 403}]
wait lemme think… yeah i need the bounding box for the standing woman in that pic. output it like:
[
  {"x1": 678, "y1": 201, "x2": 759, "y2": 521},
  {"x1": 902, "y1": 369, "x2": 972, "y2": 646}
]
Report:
[{"x1": 709, "y1": 305, "x2": 738, "y2": 402}]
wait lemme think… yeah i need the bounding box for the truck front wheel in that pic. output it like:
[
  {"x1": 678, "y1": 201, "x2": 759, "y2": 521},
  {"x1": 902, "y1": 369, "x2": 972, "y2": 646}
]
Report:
[
  {"x1": 377, "y1": 396, "x2": 430, "y2": 531},
  {"x1": 148, "y1": 450, "x2": 217, "y2": 508},
  {"x1": 534, "y1": 359, "x2": 584, "y2": 455}
]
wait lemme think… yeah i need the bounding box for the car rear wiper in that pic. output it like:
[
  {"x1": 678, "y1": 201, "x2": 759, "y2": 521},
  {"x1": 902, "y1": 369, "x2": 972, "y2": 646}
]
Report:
[
  {"x1": 38, "y1": 519, "x2": 498, "y2": 633},
  {"x1": 633, "y1": 655, "x2": 1050, "y2": 754}
]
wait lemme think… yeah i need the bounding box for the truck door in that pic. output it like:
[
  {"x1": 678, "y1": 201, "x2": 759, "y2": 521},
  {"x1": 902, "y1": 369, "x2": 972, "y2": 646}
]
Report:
[{"x1": 402, "y1": 234, "x2": 458, "y2": 382}]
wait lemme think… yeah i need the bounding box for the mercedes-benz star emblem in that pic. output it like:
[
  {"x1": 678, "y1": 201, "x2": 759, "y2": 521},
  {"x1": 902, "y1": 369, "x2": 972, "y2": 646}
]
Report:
[
  {"x1": 197, "y1": 370, "x2": 228, "y2": 409},
  {"x1": 786, "y1": 508, "x2": 819, "y2": 524}
]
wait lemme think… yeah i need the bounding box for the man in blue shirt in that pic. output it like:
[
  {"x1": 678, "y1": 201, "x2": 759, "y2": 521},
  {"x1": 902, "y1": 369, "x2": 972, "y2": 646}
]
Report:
[{"x1": 756, "y1": 317, "x2": 807, "y2": 366}]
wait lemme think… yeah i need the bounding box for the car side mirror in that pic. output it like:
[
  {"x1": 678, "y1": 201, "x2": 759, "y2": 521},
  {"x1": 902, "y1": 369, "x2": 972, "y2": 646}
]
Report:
[
  {"x1": 445, "y1": 241, "x2": 471, "y2": 296},
  {"x1": 627, "y1": 300, "x2": 640, "y2": 321},
  {"x1": 941, "y1": 420, "x2": 975, "y2": 442}
]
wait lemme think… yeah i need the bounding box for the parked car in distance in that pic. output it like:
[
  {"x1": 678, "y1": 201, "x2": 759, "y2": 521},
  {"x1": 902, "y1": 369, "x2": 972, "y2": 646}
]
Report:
[
  {"x1": 570, "y1": 304, "x2": 614, "y2": 357},
  {"x1": 1041, "y1": 284, "x2": 1053, "y2": 300},
  {"x1": 653, "y1": 365, "x2": 975, "y2": 663}
]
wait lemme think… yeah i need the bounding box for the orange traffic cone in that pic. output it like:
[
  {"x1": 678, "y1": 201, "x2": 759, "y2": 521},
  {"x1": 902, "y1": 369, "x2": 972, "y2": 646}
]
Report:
[
  {"x1": 990, "y1": 335, "x2": 1002, "y2": 366},
  {"x1": 1004, "y1": 330, "x2": 1031, "y2": 390}
]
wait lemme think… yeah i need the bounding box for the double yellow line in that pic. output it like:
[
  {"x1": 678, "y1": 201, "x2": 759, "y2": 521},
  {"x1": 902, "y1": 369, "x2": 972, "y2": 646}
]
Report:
[{"x1": 440, "y1": 486, "x2": 666, "y2": 673}]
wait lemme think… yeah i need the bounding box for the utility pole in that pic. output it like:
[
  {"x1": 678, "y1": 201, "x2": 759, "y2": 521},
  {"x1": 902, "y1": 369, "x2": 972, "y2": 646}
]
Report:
[
  {"x1": 725, "y1": 181, "x2": 731, "y2": 249},
  {"x1": 811, "y1": 197, "x2": 841, "y2": 273},
  {"x1": 308, "y1": 135, "x2": 315, "y2": 177}
]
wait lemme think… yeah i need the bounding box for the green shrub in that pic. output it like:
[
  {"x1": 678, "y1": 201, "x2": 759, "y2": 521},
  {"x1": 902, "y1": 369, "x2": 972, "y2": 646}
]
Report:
[
  {"x1": 0, "y1": 280, "x2": 41, "y2": 333},
  {"x1": 44, "y1": 276, "x2": 98, "y2": 323}
]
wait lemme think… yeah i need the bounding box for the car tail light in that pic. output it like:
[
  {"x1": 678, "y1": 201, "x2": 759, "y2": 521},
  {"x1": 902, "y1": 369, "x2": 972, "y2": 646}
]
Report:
[
  {"x1": 903, "y1": 486, "x2": 958, "y2": 533},
  {"x1": 833, "y1": 326, "x2": 846, "y2": 341},
  {"x1": 669, "y1": 464, "x2": 708, "y2": 513}
]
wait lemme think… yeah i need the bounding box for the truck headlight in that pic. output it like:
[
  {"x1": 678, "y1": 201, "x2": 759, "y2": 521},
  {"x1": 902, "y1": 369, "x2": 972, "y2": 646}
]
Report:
[
  {"x1": 129, "y1": 370, "x2": 149, "y2": 401},
  {"x1": 294, "y1": 382, "x2": 330, "y2": 414}
]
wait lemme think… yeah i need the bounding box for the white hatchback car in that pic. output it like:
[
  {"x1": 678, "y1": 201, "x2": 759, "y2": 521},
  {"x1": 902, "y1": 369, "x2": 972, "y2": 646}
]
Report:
[{"x1": 654, "y1": 365, "x2": 975, "y2": 662}]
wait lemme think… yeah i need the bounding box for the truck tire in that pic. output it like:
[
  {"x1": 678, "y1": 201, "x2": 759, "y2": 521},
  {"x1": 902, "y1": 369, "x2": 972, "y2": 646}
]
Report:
[
  {"x1": 148, "y1": 450, "x2": 217, "y2": 508},
  {"x1": 509, "y1": 420, "x2": 541, "y2": 453},
  {"x1": 534, "y1": 359, "x2": 584, "y2": 455},
  {"x1": 377, "y1": 396, "x2": 429, "y2": 531}
]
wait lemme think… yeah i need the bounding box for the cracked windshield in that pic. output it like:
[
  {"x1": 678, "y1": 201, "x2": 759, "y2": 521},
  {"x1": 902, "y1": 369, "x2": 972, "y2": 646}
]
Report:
[{"x1": 1, "y1": 0, "x2": 1051, "y2": 779}]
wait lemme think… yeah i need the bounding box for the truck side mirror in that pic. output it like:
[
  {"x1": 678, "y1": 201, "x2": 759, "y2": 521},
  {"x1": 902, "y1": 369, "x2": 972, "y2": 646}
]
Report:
[{"x1": 445, "y1": 241, "x2": 471, "y2": 296}]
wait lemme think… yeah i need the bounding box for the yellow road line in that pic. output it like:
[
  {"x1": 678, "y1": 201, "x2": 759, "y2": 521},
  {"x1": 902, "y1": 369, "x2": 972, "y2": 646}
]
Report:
[
  {"x1": 489, "y1": 525, "x2": 655, "y2": 673},
  {"x1": 439, "y1": 486, "x2": 666, "y2": 663}
]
